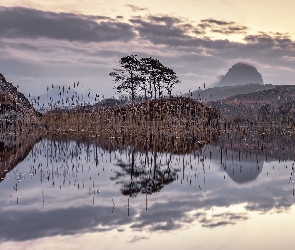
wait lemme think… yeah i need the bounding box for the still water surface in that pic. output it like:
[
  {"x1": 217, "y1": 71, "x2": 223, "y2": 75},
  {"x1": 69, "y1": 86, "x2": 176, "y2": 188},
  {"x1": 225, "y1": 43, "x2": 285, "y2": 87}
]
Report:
[{"x1": 1, "y1": 137, "x2": 295, "y2": 250}]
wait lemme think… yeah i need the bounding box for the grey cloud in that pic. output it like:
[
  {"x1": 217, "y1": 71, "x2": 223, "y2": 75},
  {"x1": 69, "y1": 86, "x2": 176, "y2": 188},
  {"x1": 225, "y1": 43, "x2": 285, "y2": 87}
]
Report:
[
  {"x1": 130, "y1": 15, "x2": 244, "y2": 49},
  {"x1": 0, "y1": 205, "x2": 131, "y2": 242},
  {"x1": 244, "y1": 33, "x2": 276, "y2": 46},
  {"x1": 198, "y1": 214, "x2": 237, "y2": 228},
  {"x1": 202, "y1": 221, "x2": 235, "y2": 228},
  {"x1": 213, "y1": 37, "x2": 295, "y2": 67},
  {"x1": 130, "y1": 209, "x2": 187, "y2": 231},
  {"x1": 1, "y1": 7, "x2": 295, "y2": 94},
  {"x1": 244, "y1": 33, "x2": 295, "y2": 50},
  {"x1": 126, "y1": 4, "x2": 148, "y2": 12},
  {"x1": 0, "y1": 7, "x2": 136, "y2": 42},
  {"x1": 148, "y1": 16, "x2": 182, "y2": 25},
  {"x1": 200, "y1": 18, "x2": 248, "y2": 35},
  {"x1": 1, "y1": 38, "x2": 129, "y2": 61},
  {"x1": 130, "y1": 17, "x2": 186, "y2": 39},
  {"x1": 0, "y1": 56, "x2": 108, "y2": 78},
  {"x1": 128, "y1": 236, "x2": 149, "y2": 243},
  {"x1": 129, "y1": 15, "x2": 207, "y2": 46},
  {"x1": 201, "y1": 18, "x2": 235, "y2": 26},
  {"x1": 152, "y1": 220, "x2": 182, "y2": 231}
]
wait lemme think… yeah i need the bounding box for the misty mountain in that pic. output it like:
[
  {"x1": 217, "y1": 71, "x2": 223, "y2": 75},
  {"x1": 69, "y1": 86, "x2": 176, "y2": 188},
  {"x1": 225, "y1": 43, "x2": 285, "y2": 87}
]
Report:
[
  {"x1": 219, "y1": 63, "x2": 264, "y2": 86},
  {"x1": 185, "y1": 62, "x2": 268, "y2": 102}
]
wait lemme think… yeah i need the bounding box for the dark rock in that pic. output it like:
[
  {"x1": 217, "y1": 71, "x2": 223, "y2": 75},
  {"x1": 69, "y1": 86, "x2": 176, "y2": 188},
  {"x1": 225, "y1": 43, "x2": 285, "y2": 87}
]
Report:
[{"x1": 0, "y1": 73, "x2": 6, "y2": 83}]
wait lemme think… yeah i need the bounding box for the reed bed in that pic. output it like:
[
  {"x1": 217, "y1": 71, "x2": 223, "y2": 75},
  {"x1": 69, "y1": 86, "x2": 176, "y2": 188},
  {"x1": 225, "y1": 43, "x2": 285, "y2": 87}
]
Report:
[
  {"x1": 43, "y1": 97, "x2": 221, "y2": 152},
  {"x1": 43, "y1": 94, "x2": 295, "y2": 155}
]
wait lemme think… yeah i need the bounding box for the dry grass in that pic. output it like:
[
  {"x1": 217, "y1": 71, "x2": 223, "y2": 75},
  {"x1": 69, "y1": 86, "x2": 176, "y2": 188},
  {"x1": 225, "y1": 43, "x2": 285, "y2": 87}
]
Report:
[{"x1": 43, "y1": 97, "x2": 222, "y2": 153}]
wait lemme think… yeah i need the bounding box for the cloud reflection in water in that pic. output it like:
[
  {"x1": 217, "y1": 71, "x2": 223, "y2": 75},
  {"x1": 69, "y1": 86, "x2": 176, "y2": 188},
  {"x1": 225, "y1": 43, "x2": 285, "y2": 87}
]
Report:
[{"x1": 0, "y1": 135, "x2": 294, "y2": 245}]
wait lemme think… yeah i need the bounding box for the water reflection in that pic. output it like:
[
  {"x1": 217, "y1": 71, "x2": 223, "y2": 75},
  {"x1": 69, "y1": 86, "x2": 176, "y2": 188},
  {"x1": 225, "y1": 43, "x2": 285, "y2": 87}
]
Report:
[
  {"x1": 207, "y1": 146, "x2": 264, "y2": 184},
  {"x1": 0, "y1": 133, "x2": 295, "y2": 249},
  {"x1": 0, "y1": 134, "x2": 42, "y2": 182},
  {"x1": 111, "y1": 150, "x2": 179, "y2": 198}
]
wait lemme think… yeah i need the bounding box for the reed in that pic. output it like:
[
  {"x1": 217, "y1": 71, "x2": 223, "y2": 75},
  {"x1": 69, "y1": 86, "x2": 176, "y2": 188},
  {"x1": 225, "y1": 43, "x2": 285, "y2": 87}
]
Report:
[{"x1": 43, "y1": 97, "x2": 221, "y2": 147}]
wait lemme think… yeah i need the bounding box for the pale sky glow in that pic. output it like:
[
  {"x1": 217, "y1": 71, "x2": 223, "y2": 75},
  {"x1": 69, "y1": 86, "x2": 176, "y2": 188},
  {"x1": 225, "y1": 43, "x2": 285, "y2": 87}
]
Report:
[{"x1": 0, "y1": 0, "x2": 295, "y2": 97}]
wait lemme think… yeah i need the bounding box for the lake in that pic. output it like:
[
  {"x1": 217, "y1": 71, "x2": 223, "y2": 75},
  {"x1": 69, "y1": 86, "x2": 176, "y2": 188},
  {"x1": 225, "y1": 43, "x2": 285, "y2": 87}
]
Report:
[{"x1": 1, "y1": 133, "x2": 295, "y2": 250}]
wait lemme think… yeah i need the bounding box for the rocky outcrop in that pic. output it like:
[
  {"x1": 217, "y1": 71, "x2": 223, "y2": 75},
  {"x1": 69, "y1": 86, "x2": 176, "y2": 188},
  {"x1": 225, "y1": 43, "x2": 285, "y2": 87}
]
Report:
[
  {"x1": 0, "y1": 73, "x2": 45, "y2": 134},
  {"x1": 219, "y1": 63, "x2": 264, "y2": 86}
]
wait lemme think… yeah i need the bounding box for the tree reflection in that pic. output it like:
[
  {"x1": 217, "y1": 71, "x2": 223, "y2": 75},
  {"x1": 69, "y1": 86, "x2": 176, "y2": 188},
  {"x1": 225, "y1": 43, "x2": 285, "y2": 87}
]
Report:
[{"x1": 111, "y1": 149, "x2": 179, "y2": 197}]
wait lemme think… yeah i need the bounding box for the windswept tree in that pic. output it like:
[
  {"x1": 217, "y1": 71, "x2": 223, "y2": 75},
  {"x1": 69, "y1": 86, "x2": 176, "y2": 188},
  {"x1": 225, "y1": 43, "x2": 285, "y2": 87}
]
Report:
[
  {"x1": 140, "y1": 57, "x2": 164, "y2": 100},
  {"x1": 110, "y1": 55, "x2": 180, "y2": 101},
  {"x1": 162, "y1": 67, "x2": 180, "y2": 98},
  {"x1": 109, "y1": 55, "x2": 144, "y2": 105}
]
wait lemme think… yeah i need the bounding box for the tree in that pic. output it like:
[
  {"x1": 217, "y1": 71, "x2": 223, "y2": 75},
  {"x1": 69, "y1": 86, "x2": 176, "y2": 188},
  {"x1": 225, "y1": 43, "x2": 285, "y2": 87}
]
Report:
[
  {"x1": 110, "y1": 55, "x2": 180, "y2": 101},
  {"x1": 109, "y1": 55, "x2": 144, "y2": 105},
  {"x1": 140, "y1": 57, "x2": 164, "y2": 100},
  {"x1": 162, "y1": 67, "x2": 180, "y2": 98}
]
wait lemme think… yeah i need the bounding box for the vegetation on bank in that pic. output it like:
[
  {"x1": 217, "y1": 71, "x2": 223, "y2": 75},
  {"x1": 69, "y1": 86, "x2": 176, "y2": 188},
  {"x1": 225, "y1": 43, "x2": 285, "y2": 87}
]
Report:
[
  {"x1": 2, "y1": 54, "x2": 295, "y2": 151},
  {"x1": 43, "y1": 97, "x2": 221, "y2": 148}
]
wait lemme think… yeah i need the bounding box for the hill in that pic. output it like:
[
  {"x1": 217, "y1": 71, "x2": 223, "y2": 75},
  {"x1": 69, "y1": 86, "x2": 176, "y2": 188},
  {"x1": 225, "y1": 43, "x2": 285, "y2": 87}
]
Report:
[
  {"x1": 188, "y1": 83, "x2": 275, "y2": 102},
  {"x1": 206, "y1": 85, "x2": 295, "y2": 122},
  {"x1": 219, "y1": 63, "x2": 264, "y2": 86},
  {"x1": 0, "y1": 73, "x2": 44, "y2": 133}
]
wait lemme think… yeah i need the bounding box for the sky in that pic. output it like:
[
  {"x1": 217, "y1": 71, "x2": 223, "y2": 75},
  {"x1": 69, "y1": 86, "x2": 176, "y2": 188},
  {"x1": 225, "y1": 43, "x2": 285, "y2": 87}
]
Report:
[{"x1": 0, "y1": 0, "x2": 295, "y2": 97}]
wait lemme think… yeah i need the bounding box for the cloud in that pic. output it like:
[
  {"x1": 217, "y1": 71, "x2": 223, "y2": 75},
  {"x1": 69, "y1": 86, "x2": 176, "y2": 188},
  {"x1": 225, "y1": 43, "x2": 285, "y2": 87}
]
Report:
[
  {"x1": 0, "y1": 205, "x2": 131, "y2": 242},
  {"x1": 1, "y1": 7, "x2": 295, "y2": 96},
  {"x1": 128, "y1": 236, "x2": 149, "y2": 243},
  {"x1": 129, "y1": 15, "x2": 248, "y2": 50},
  {"x1": 200, "y1": 18, "x2": 248, "y2": 35},
  {"x1": 129, "y1": 16, "x2": 188, "y2": 41},
  {"x1": 1, "y1": 139, "x2": 295, "y2": 243},
  {"x1": 130, "y1": 209, "x2": 187, "y2": 231},
  {"x1": 199, "y1": 212, "x2": 248, "y2": 228},
  {"x1": 201, "y1": 19, "x2": 236, "y2": 26},
  {"x1": 0, "y1": 7, "x2": 136, "y2": 42},
  {"x1": 126, "y1": 4, "x2": 148, "y2": 12},
  {"x1": 244, "y1": 32, "x2": 295, "y2": 51}
]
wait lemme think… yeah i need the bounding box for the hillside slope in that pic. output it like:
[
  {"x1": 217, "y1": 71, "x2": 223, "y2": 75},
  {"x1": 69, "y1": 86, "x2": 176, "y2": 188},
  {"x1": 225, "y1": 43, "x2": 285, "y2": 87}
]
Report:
[
  {"x1": 0, "y1": 73, "x2": 45, "y2": 133},
  {"x1": 206, "y1": 85, "x2": 295, "y2": 122},
  {"x1": 187, "y1": 83, "x2": 275, "y2": 102}
]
